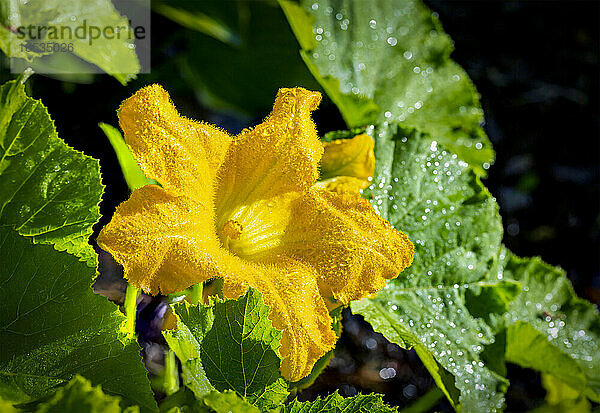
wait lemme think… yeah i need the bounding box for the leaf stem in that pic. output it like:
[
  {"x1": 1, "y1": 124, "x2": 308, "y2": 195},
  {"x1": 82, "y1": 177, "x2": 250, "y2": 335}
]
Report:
[{"x1": 124, "y1": 283, "x2": 139, "y2": 336}]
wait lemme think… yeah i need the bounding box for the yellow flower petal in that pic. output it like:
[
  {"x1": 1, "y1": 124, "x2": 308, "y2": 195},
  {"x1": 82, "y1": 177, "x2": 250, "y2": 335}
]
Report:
[
  {"x1": 320, "y1": 133, "x2": 375, "y2": 187},
  {"x1": 215, "y1": 88, "x2": 323, "y2": 218},
  {"x1": 119, "y1": 84, "x2": 232, "y2": 203},
  {"x1": 97, "y1": 185, "x2": 221, "y2": 295},
  {"x1": 273, "y1": 188, "x2": 414, "y2": 304},
  {"x1": 215, "y1": 186, "x2": 413, "y2": 305}
]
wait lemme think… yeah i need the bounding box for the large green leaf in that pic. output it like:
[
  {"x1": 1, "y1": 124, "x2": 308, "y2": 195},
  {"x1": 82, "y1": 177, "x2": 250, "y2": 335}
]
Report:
[
  {"x1": 351, "y1": 125, "x2": 509, "y2": 411},
  {"x1": 281, "y1": 0, "x2": 493, "y2": 175},
  {"x1": 163, "y1": 288, "x2": 289, "y2": 411},
  {"x1": 155, "y1": 0, "x2": 320, "y2": 117},
  {"x1": 0, "y1": 0, "x2": 140, "y2": 84},
  {"x1": 498, "y1": 250, "x2": 600, "y2": 402},
  {"x1": 0, "y1": 228, "x2": 156, "y2": 412},
  {"x1": 0, "y1": 74, "x2": 103, "y2": 266},
  {"x1": 283, "y1": 391, "x2": 397, "y2": 412}
]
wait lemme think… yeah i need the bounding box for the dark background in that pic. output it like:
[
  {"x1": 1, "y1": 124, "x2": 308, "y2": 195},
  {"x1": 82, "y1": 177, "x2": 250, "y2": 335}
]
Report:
[{"x1": 2, "y1": 1, "x2": 598, "y2": 411}]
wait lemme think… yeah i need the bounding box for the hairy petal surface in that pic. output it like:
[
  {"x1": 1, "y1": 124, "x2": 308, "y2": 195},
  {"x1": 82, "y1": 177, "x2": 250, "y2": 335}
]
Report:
[
  {"x1": 118, "y1": 84, "x2": 232, "y2": 203},
  {"x1": 101, "y1": 86, "x2": 414, "y2": 383},
  {"x1": 216, "y1": 88, "x2": 323, "y2": 220},
  {"x1": 97, "y1": 185, "x2": 222, "y2": 295},
  {"x1": 273, "y1": 188, "x2": 414, "y2": 304}
]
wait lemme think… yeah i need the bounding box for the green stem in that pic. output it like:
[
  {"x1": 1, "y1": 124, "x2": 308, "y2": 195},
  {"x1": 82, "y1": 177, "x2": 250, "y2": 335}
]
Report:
[
  {"x1": 189, "y1": 282, "x2": 204, "y2": 304},
  {"x1": 163, "y1": 349, "x2": 179, "y2": 396},
  {"x1": 124, "y1": 284, "x2": 139, "y2": 337}
]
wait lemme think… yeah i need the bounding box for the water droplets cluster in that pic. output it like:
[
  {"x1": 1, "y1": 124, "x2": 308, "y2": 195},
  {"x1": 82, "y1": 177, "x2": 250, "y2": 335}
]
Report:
[
  {"x1": 307, "y1": 0, "x2": 489, "y2": 159},
  {"x1": 508, "y1": 267, "x2": 599, "y2": 370},
  {"x1": 309, "y1": 0, "x2": 431, "y2": 102},
  {"x1": 361, "y1": 124, "x2": 506, "y2": 410},
  {"x1": 380, "y1": 287, "x2": 504, "y2": 411}
]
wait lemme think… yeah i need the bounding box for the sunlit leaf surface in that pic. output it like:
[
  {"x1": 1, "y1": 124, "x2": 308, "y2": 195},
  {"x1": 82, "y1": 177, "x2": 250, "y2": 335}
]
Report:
[
  {"x1": 352, "y1": 125, "x2": 507, "y2": 412},
  {"x1": 499, "y1": 249, "x2": 600, "y2": 402},
  {"x1": 164, "y1": 288, "x2": 289, "y2": 411},
  {"x1": 0, "y1": 228, "x2": 157, "y2": 412},
  {"x1": 282, "y1": 0, "x2": 494, "y2": 175},
  {"x1": 284, "y1": 391, "x2": 397, "y2": 412},
  {"x1": 0, "y1": 0, "x2": 140, "y2": 84},
  {"x1": 0, "y1": 76, "x2": 103, "y2": 266}
]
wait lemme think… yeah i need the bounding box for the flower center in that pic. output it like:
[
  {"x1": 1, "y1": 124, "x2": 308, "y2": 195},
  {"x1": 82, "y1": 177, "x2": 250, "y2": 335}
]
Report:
[
  {"x1": 221, "y1": 219, "x2": 243, "y2": 240},
  {"x1": 217, "y1": 198, "x2": 290, "y2": 261}
]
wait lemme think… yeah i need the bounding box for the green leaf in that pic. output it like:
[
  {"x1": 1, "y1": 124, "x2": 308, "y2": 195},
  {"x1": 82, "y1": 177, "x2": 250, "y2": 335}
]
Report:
[
  {"x1": 152, "y1": 3, "x2": 239, "y2": 46},
  {"x1": 163, "y1": 288, "x2": 289, "y2": 411},
  {"x1": 281, "y1": 0, "x2": 494, "y2": 175},
  {"x1": 0, "y1": 0, "x2": 140, "y2": 84},
  {"x1": 0, "y1": 397, "x2": 18, "y2": 413},
  {"x1": 498, "y1": 250, "x2": 600, "y2": 402},
  {"x1": 28, "y1": 375, "x2": 123, "y2": 413},
  {"x1": 99, "y1": 123, "x2": 150, "y2": 191},
  {"x1": 350, "y1": 125, "x2": 507, "y2": 411},
  {"x1": 0, "y1": 228, "x2": 157, "y2": 412},
  {"x1": 0, "y1": 75, "x2": 103, "y2": 267},
  {"x1": 157, "y1": 0, "x2": 321, "y2": 116},
  {"x1": 540, "y1": 374, "x2": 591, "y2": 412},
  {"x1": 283, "y1": 391, "x2": 397, "y2": 412}
]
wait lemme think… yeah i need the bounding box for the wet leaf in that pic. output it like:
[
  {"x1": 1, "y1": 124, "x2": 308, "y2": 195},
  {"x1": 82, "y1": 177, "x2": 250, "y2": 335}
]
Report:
[
  {"x1": 351, "y1": 125, "x2": 507, "y2": 411},
  {"x1": 499, "y1": 249, "x2": 600, "y2": 402},
  {"x1": 0, "y1": 228, "x2": 157, "y2": 412},
  {"x1": 281, "y1": 0, "x2": 494, "y2": 175},
  {"x1": 0, "y1": 75, "x2": 103, "y2": 266},
  {"x1": 0, "y1": 0, "x2": 140, "y2": 84}
]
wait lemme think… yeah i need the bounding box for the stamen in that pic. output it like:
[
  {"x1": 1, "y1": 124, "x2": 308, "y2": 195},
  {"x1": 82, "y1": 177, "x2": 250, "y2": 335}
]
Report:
[{"x1": 221, "y1": 220, "x2": 243, "y2": 240}]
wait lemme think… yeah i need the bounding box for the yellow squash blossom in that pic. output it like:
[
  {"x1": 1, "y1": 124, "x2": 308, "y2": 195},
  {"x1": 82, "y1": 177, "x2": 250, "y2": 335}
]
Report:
[{"x1": 98, "y1": 85, "x2": 414, "y2": 381}]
